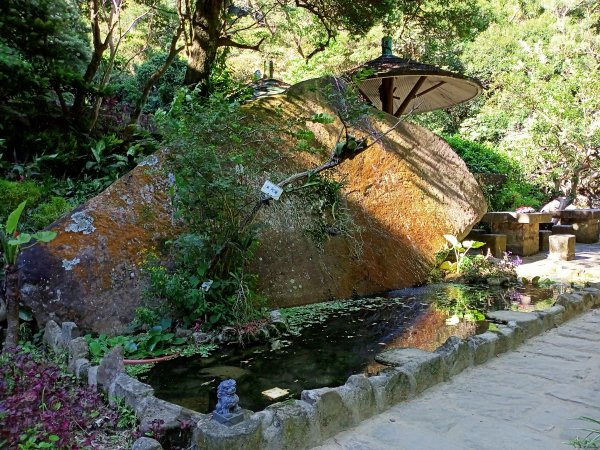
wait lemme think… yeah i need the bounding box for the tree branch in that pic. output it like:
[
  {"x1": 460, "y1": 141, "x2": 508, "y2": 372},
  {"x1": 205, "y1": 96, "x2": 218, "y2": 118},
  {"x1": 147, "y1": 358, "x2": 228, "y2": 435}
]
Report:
[{"x1": 217, "y1": 36, "x2": 265, "y2": 50}]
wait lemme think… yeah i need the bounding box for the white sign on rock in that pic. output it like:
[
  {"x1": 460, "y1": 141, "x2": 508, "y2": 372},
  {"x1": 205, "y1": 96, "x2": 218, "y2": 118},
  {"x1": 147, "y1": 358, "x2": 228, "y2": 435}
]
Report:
[{"x1": 261, "y1": 180, "x2": 283, "y2": 200}]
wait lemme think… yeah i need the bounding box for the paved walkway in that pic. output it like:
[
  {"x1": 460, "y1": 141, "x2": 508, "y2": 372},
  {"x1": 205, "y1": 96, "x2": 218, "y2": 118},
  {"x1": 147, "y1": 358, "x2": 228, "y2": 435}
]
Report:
[
  {"x1": 316, "y1": 308, "x2": 600, "y2": 450},
  {"x1": 516, "y1": 242, "x2": 600, "y2": 283}
]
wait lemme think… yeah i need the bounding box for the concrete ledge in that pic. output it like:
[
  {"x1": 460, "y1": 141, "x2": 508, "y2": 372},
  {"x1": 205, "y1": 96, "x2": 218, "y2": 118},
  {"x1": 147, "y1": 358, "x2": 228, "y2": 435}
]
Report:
[
  {"x1": 374, "y1": 348, "x2": 444, "y2": 394},
  {"x1": 485, "y1": 310, "x2": 543, "y2": 339},
  {"x1": 367, "y1": 368, "x2": 415, "y2": 412},
  {"x1": 467, "y1": 331, "x2": 498, "y2": 365},
  {"x1": 258, "y1": 400, "x2": 320, "y2": 450},
  {"x1": 435, "y1": 336, "x2": 473, "y2": 380}
]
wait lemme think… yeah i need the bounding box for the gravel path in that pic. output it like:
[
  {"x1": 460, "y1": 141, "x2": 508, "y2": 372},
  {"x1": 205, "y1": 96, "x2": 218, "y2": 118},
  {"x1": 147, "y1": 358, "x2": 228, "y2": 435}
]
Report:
[{"x1": 315, "y1": 308, "x2": 600, "y2": 450}]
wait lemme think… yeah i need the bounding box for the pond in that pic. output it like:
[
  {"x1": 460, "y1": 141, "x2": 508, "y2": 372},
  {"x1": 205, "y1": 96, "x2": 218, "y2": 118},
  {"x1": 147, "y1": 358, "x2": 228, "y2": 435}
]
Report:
[{"x1": 146, "y1": 283, "x2": 557, "y2": 414}]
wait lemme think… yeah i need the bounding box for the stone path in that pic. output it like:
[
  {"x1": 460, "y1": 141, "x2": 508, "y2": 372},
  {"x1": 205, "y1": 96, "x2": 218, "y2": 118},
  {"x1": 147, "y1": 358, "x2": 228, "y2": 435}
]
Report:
[
  {"x1": 516, "y1": 242, "x2": 600, "y2": 283},
  {"x1": 315, "y1": 308, "x2": 600, "y2": 450}
]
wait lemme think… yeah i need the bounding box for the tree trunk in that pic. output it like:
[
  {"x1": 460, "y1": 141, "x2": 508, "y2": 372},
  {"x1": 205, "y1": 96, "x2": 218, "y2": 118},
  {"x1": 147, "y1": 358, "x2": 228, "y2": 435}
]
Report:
[
  {"x1": 3, "y1": 264, "x2": 20, "y2": 351},
  {"x1": 183, "y1": 0, "x2": 225, "y2": 95},
  {"x1": 127, "y1": 29, "x2": 184, "y2": 129}
]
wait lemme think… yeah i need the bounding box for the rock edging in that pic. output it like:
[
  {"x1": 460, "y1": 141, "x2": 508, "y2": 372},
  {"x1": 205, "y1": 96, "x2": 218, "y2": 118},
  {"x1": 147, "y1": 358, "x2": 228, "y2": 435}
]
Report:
[{"x1": 43, "y1": 286, "x2": 600, "y2": 450}]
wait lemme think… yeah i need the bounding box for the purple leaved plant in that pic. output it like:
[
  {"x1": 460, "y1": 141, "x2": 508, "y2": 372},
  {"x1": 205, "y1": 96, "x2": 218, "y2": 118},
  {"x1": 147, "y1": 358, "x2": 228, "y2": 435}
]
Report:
[{"x1": 0, "y1": 347, "x2": 119, "y2": 449}]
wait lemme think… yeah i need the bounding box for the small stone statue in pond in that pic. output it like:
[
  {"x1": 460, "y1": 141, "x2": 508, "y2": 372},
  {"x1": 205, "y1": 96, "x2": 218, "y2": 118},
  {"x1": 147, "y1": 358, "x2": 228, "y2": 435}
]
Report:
[{"x1": 212, "y1": 379, "x2": 243, "y2": 426}]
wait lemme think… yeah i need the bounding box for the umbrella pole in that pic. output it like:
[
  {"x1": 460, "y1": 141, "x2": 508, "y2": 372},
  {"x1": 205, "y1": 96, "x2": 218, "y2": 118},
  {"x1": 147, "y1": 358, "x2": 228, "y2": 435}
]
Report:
[
  {"x1": 395, "y1": 76, "x2": 427, "y2": 117},
  {"x1": 380, "y1": 77, "x2": 395, "y2": 115}
]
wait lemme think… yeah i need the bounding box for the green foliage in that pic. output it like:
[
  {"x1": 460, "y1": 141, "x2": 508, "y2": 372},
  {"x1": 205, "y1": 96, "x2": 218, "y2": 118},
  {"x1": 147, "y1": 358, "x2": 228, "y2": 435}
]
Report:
[
  {"x1": 0, "y1": 180, "x2": 42, "y2": 223},
  {"x1": 0, "y1": 0, "x2": 92, "y2": 164},
  {"x1": 461, "y1": 0, "x2": 600, "y2": 205},
  {"x1": 433, "y1": 284, "x2": 488, "y2": 324},
  {"x1": 460, "y1": 252, "x2": 520, "y2": 285},
  {"x1": 27, "y1": 197, "x2": 72, "y2": 230},
  {"x1": 444, "y1": 135, "x2": 545, "y2": 210},
  {"x1": 85, "y1": 325, "x2": 187, "y2": 364},
  {"x1": 115, "y1": 53, "x2": 188, "y2": 113},
  {"x1": 0, "y1": 201, "x2": 57, "y2": 266},
  {"x1": 439, "y1": 234, "x2": 485, "y2": 274},
  {"x1": 568, "y1": 416, "x2": 600, "y2": 449},
  {"x1": 112, "y1": 397, "x2": 138, "y2": 429},
  {"x1": 146, "y1": 93, "x2": 274, "y2": 328}
]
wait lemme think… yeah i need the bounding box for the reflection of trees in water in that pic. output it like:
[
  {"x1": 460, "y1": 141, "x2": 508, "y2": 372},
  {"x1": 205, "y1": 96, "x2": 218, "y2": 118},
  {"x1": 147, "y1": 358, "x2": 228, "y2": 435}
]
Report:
[{"x1": 388, "y1": 309, "x2": 476, "y2": 352}]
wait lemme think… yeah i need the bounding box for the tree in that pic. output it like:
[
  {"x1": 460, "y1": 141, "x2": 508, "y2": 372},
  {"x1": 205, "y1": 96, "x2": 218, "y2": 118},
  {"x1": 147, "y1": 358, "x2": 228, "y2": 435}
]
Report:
[
  {"x1": 0, "y1": 0, "x2": 90, "y2": 162},
  {"x1": 461, "y1": 0, "x2": 600, "y2": 206},
  {"x1": 184, "y1": 0, "x2": 479, "y2": 94}
]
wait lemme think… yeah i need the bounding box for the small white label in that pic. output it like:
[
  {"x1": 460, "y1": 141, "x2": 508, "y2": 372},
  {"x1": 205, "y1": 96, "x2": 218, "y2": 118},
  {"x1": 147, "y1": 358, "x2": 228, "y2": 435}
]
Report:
[
  {"x1": 201, "y1": 280, "x2": 213, "y2": 292},
  {"x1": 261, "y1": 180, "x2": 283, "y2": 200}
]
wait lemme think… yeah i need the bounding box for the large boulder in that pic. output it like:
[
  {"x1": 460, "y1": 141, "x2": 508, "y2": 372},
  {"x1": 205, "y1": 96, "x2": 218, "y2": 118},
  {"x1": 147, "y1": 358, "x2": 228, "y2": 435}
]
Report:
[{"x1": 20, "y1": 78, "x2": 486, "y2": 334}]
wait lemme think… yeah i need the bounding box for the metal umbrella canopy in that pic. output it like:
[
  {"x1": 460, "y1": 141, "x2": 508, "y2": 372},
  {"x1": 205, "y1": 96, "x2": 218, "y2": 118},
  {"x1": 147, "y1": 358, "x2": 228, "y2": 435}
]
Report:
[{"x1": 351, "y1": 37, "x2": 482, "y2": 116}]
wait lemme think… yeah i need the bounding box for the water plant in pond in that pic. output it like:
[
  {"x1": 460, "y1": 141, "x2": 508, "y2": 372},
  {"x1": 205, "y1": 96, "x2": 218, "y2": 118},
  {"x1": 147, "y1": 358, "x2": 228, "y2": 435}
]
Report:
[{"x1": 85, "y1": 325, "x2": 187, "y2": 364}]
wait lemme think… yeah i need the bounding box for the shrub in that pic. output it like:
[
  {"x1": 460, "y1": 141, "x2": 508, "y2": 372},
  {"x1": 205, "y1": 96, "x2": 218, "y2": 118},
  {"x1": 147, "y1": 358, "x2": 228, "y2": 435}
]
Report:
[{"x1": 444, "y1": 135, "x2": 546, "y2": 211}]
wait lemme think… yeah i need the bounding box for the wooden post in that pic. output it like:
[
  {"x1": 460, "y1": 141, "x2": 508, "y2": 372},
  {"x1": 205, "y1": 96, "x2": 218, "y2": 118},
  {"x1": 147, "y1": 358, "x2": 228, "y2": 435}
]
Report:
[{"x1": 379, "y1": 77, "x2": 395, "y2": 114}]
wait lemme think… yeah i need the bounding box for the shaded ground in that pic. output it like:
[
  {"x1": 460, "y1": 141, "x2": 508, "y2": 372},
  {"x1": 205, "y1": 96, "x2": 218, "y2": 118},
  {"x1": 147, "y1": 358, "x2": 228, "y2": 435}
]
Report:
[{"x1": 315, "y1": 307, "x2": 600, "y2": 450}]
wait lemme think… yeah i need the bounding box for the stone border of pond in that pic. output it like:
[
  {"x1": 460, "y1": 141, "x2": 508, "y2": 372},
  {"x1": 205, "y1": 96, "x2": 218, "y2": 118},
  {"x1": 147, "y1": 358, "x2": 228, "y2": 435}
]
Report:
[{"x1": 42, "y1": 285, "x2": 600, "y2": 450}]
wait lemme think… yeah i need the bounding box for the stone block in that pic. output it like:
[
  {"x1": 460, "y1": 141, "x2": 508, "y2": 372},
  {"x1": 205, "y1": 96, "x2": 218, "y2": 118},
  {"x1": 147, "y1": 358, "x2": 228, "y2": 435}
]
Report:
[
  {"x1": 375, "y1": 348, "x2": 443, "y2": 394},
  {"x1": 67, "y1": 337, "x2": 89, "y2": 371},
  {"x1": 555, "y1": 293, "x2": 587, "y2": 320},
  {"x1": 545, "y1": 305, "x2": 566, "y2": 326},
  {"x1": 194, "y1": 412, "x2": 262, "y2": 450},
  {"x1": 300, "y1": 387, "x2": 354, "y2": 440},
  {"x1": 549, "y1": 234, "x2": 576, "y2": 261},
  {"x1": 479, "y1": 234, "x2": 507, "y2": 258},
  {"x1": 61, "y1": 321, "x2": 80, "y2": 343},
  {"x1": 97, "y1": 347, "x2": 124, "y2": 387},
  {"x1": 535, "y1": 309, "x2": 556, "y2": 331},
  {"x1": 582, "y1": 287, "x2": 600, "y2": 307},
  {"x1": 490, "y1": 324, "x2": 515, "y2": 355},
  {"x1": 367, "y1": 368, "x2": 414, "y2": 412},
  {"x1": 507, "y1": 322, "x2": 526, "y2": 347},
  {"x1": 466, "y1": 228, "x2": 485, "y2": 242},
  {"x1": 486, "y1": 311, "x2": 543, "y2": 339},
  {"x1": 110, "y1": 373, "x2": 154, "y2": 408},
  {"x1": 435, "y1": 336, "x2": 473, "y2": 380},
  {"x1": 87, "y1": 366, "x2": 99, "y2": 388},
  {"x1": 539, "y1": 230, "x2": 552, "y2": 252},
  {"x1": 74, "y1": 358, "x2": 91, "y2": 380},
  {"x1": 259, "y1": 400, "x2": 320, "y2": 450},
  {"x1": 131, "y1": 437, "x2": 163, "y2": 450},
  {"x1": 559, "y1": 218, "x2": 599, "y2": 243},
  {"x1": 467, "y1": 332, "x2": 498, "y2": 365},
  {"x1": 136, "y1": 396, "x2": 202, "y2": 432},
  {"x1": 489, "y1": 222, "x2": 539, "y2": 256},
  {"x1": 43, "y1": 320, "x2": 63, "y2": 351},
  {"x1": 552, "y1": 224, "x2": 575, "y2": 235},
  {"x1": 333, "y1": 375, "x2": 377, "y2": 424}
]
